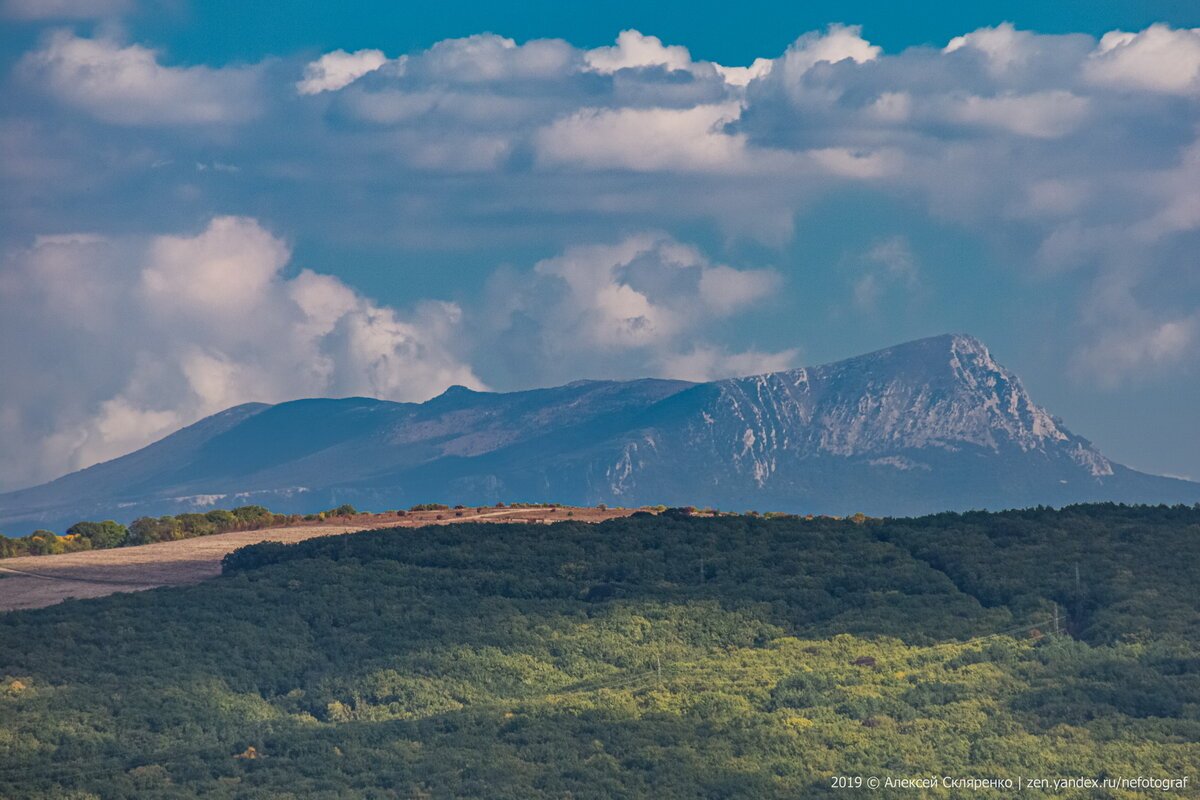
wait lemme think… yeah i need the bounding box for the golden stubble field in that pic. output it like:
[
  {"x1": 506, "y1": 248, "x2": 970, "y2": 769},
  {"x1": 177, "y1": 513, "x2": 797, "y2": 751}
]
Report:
[{"x1": 0, "y1": 506, "x2": 636, "y2": 612}]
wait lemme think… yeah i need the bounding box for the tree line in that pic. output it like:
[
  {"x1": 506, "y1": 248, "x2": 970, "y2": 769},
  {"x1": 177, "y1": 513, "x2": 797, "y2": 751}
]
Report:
[{"x1": 0, "y1": 503, "x2": 360, "y2": 559}]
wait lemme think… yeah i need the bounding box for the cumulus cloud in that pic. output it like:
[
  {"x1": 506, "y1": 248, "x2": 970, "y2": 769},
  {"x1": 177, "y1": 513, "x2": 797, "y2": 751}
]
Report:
[
  {"x1": 296, "y1": 48, "x2": 388, "y2": 94},
  {"x1": 20, "y1": 31, "x2": 262, "y2": 124},
  {"x1": 0, "y1": 212, "x2": 792, "y2": 488},
  {"x1": 535, "y1": 103, "x2": 752, "y2": 172},
  {"x1": 1075, "y1": 317, "x2": 1199, "y2": 385},
  {"x1": 480, "y1": 234, "x2": 790, "y2": 386},
  {"x1": 584, "y1": 30, "x2": 694, "y2": 74},
  {"x1": 944, "y1": 22, "x2": 1036, "y2": 75},
  {"x1": 416, "y1": 33, "x2": 579, "y2": 81},
  {"x1": 0, "y1": 217, "x2": 481, "y2": 489},
  {"x1": 774, "y1": 23, "x2": 880, "y2": 79},
  {"x1": 947, "y1": 90, "x2": 1089, "y2": 139},
  {"x1": 1085, "y1": 25, "x2": 1200, "y2": 94},
  {"x1": 713, "y1": 58, "x2": 773, "y2": 87},
  {"x1": 4, "y1": 20, "x2": 1200, "y2": 483}
]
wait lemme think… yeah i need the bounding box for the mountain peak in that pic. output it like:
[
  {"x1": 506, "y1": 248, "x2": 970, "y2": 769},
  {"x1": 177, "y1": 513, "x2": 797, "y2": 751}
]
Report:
[
  {"x1": 4, "y1": 335, "x2": 1193, "y2": 533},
  {"x1": 438, "y1": 384, "x2": 478, "y2": 397},
  {"x1": 845, "y1": 332, "x2": 991, "y2": 373},
  {"x1": 712, "y1": 333, "x2": 1113, "y2": 477}
]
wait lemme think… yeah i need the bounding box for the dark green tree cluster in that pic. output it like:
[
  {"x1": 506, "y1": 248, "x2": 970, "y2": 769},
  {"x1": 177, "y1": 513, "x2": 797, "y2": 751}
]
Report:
[{"x1": 1, "y1": 504, "x2": 1198, "y2": 798}]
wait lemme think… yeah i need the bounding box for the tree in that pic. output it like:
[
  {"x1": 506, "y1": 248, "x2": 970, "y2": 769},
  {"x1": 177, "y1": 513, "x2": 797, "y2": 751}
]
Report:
[
  {"x1": 205, "y1": 509, "x2": 237, "y2": 528},
  {"x1": 127, "y1": 516, "x2": 180, "y2": 545},
  {"x1": 232, "y1": 505, "x2": 273, "y2": 526},
  {"x1": 102, "y1": 520, "x2": 127, "y2": 544},
  {"x1": 25, "y1": 531, "x2": 64, "y2": 555},
  {"x1": 66, "y1": 520, "x2": 128, "y2": 549},
  {"x1": 176, "y1": 514, "x2": 217, "y2": 537}
]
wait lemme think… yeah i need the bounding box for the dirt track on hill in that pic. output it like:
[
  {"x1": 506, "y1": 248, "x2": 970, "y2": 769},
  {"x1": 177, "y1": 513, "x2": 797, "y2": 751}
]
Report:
[{"x1": 0, "y1": 506, "x2": 634, "y2": 612}]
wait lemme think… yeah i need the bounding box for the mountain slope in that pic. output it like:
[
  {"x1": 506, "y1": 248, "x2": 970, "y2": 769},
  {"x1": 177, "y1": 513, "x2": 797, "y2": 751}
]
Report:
[{"x1": 2, "y1": 334, "x2": 1196, "y2": 531}]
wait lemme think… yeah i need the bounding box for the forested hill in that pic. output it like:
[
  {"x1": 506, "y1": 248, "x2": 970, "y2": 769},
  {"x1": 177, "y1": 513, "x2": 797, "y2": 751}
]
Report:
[{"x1": 2, "y1": 504, "x2": 1199, "y2": 798}]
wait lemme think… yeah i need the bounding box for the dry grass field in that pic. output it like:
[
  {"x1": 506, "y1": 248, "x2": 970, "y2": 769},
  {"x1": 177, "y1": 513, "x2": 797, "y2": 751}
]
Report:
[{"x1": 0, "y1": 505, "x2": 638, "y2": 612}]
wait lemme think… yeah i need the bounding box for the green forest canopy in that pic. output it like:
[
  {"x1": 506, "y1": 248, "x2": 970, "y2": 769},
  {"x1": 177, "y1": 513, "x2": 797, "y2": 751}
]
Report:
[{"x1": 1, "y1": 504, "x2": 1198, "y2": 798}]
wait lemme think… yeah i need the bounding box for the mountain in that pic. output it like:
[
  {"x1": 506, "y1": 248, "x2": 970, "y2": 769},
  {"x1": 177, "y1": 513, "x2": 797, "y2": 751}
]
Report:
[{"x1": 3, "y1": 334, "x2": 1197, "y2": 532}]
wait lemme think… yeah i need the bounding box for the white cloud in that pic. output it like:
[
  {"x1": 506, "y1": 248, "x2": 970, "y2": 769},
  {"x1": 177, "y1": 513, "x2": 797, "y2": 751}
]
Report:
[
  {"x1": 1085, "y1": 24, "x2": 1200, "y2": 94},
  {"x1": 297, "y1": 48, "x2": 388, "y2": 94},
  {"x1": 713, "y1": 58, "x2": 774, "y2": 87},
  {"x1": 948, "y1": 90, "x2": 1090, "y2": 138},
  {"x1": 585, "y1": 29, "x2": 772, "y2": 90},
  {"x1": 535, "y1": 103, "x2": 752, "y2": 172},
  {"x1": 141, "y1": 216, "x2": 290, "y2": 313},
  {"x1": 584, "y1": 30, "x2": 693, "y2": 74},
  {"x1": 0, "y1": 223, "x2": 794, "y2": 488},
  {"x1": 660, "y1": 346, "x2": 799, "y2": 382},
  {"x1": 0, "y1": 217, "x2": 481, "y2": 489},
  {"x1": 775, "y1": 24, "x2": 880, "y2": 83},
  {"x1": 944, "y1": 22, "x2": 1033, "y2": 75},
  {"x1": 852, "y1": 236, "x2": 919, "y2": 310},
  {"x1": 482, "y1": 234, "x2": 789, "y2": 385},
  {"x1": 867, "y1": 91, "x2": 911, "y2": 122},
  {"x1": 806, "y1": 147, "x2": 897, "y2": 178},
  {"x1": 1076, "y1": 317, "x2": 1198, "y2": 384},
  {"x1": 418, "y1": 34, "x2": 578, "y2": 81},
  {"x1": 698, "y1": 264, "x2": 782, "y2": 314},
  {"x1": 5, "y1": 17, "x2": 1200, "y2": 472},
  {"x1": 20, "y1": 31, "x2": 262, "y2": 125}
]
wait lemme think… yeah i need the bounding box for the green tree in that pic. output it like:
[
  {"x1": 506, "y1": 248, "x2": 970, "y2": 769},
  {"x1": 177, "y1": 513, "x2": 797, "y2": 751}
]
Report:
[
  {"x1": 24, "y1": 530, "x2": 64, "y2": 555},
  {"x1": 66, "y1": 520, "x2": 128, "y2": 549},
  {"x1": 232, "y1": 505, "x2": 272, "y2": 526},
  {"x1": 205, "y1": 509, "x2": 237, "y2": 529}
]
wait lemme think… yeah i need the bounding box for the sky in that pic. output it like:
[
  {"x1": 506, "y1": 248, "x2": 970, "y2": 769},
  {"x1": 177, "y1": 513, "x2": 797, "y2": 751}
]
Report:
[{"x1": 1, "y1": 0, "x2": 1199, "y2": 491}]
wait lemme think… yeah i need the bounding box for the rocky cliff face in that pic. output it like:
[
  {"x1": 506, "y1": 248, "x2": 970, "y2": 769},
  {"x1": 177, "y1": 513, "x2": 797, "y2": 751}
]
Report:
[
  {"x1": 2, "y1": 334, "x2": 1195, "y2": 532},
  {"x1": 638, "y1": 334, "x2": 1108, "y2": 486}
]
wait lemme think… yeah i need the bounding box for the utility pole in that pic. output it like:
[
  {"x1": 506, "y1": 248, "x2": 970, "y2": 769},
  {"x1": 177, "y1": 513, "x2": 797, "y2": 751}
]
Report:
[
  {"x1": 655, "y1": 650, "x2": 663, "y2": 689},
  {"x1": 1053, "y1": 603, "x2": 1059, "y2": 636}
]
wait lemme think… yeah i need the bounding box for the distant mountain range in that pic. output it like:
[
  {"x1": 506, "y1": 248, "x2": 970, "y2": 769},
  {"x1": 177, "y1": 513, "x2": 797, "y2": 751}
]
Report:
[{"x1": 3, "y1": 334, "x2": 1197, "y2": 533}]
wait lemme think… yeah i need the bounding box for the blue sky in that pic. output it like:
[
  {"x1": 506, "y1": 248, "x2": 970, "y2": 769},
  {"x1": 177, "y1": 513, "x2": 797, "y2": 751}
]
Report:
[
  {"x1": 4, "y1": 1, "x2": 1194, "y2": 64},
  {"x1": 1, "y1": 0, "x2": 1199, "y2": 489}
]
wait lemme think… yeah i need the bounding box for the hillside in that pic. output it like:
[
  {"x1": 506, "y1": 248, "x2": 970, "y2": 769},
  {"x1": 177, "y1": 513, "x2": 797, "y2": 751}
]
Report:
[
  {"x1": 0, "y1": 505, "x2": 635, "y2": 611},
  {"x1": 3, "y1": 334, "x2": 1198, "y2": 533},
  {"x1": 1, "y1": 505, "x2": 1198, "y2": 797}
]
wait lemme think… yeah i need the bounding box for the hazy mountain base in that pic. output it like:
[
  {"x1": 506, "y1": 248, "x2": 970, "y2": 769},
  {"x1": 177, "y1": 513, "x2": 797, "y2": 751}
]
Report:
[{"x1": 1, "y1": 505, "x2": 1198, "y2": 798}]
